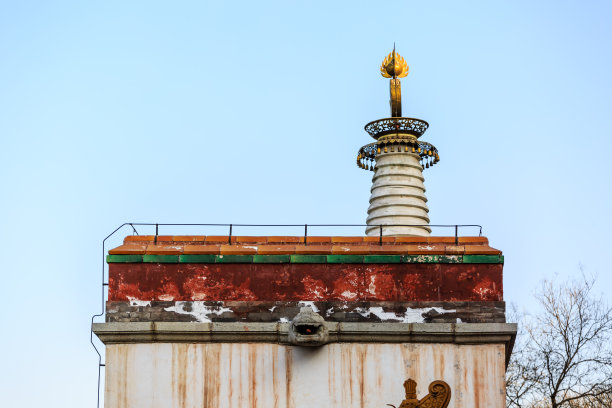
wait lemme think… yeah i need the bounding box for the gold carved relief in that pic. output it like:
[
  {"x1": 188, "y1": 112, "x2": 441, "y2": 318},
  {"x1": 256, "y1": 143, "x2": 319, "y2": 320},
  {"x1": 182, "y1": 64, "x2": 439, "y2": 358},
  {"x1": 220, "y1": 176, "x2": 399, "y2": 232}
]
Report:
[{"x1": 387, "y1": 379, "x2": 451, "y2": 408}]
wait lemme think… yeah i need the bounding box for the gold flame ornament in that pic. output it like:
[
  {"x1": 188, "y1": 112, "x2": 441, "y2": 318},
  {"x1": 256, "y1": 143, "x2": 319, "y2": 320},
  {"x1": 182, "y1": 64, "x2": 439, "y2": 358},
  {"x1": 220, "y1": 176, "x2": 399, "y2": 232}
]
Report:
[
  {"x1": 380, "y1": 49, "x2": 409, "y2": 79},
  {"x1": 380, "y1": 46, "x2": 409, "y2": 117}
]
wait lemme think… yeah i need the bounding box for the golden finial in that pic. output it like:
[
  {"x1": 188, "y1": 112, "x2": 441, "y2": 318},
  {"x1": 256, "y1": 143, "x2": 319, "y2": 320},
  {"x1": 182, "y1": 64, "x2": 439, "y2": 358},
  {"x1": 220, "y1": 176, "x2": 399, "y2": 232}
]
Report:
[
  {"x1": 356, "y1": 48, "x2": 440, "y2": 173},
  {"x1": 380, "y1": 46, "x2": 409, "y2": 79},
  {"x1": 380, "y1": 45, "x2": 408, "y2": 116}
]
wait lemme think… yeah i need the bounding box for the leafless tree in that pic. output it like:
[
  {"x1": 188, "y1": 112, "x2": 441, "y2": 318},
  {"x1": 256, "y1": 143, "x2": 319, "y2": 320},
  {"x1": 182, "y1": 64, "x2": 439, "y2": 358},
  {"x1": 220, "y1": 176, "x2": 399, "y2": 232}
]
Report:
[
  {"x1": 506, "y1": 303, "x2": 546, "y2": 407},
  {"x1": 506, "y1": 274, "x2": 612, "y2": 408},
  {"x1": 566, "y1": 392, "x2": 612, "y2": 407}
]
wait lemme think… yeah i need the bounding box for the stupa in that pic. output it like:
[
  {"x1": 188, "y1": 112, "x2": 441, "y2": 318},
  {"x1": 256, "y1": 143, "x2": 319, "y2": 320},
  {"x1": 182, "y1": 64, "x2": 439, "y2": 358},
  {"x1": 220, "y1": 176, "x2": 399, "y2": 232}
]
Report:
[{"x1": 92, "y1": 48, "x2": 516, "y2": 408}]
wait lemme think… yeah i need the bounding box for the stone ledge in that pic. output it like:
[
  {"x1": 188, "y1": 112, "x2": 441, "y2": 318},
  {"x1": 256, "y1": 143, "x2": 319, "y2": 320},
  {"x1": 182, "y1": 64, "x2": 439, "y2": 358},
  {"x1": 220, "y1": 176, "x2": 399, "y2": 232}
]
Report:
[
  {"x1": 105, "y1": 300, "x2": 507, "y2": 324},
  {"x1": 93, "y1": 322, "x2": 516, "y2": 364}
]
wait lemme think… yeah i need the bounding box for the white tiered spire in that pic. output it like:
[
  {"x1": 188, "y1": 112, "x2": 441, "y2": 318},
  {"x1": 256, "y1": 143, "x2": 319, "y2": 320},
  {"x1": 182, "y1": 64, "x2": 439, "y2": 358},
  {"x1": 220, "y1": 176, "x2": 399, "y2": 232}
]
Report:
[
  {"x1": 357, "y1": 48, "x2": 439, "y2": 237},
  {"x1": 366, "y1": 151, "x2": 430, "y2": 236}
]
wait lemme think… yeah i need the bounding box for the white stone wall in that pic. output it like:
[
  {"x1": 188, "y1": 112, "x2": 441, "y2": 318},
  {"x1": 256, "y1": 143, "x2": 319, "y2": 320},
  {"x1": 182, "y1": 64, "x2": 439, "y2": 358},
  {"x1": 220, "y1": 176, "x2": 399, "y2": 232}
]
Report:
[
  {"x1": 366, "y1": 151, "x2": 431, "y2": 237},
  {"x1": 105, "y1": 343, "x2": 506, "y2": 408}
]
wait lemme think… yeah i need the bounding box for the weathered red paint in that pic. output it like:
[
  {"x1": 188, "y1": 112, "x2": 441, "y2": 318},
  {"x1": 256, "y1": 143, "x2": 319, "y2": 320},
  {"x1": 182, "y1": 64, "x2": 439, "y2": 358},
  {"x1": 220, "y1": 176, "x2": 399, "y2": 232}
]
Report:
[{"x1": 108, "y1": 263, "x2": 503, "y2": 302}]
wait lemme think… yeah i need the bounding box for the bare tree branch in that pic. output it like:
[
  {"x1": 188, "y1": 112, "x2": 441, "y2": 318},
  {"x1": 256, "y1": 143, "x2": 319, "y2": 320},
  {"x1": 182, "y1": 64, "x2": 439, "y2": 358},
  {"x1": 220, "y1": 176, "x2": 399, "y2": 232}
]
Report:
[{"x1": 506, "y1": 273, "x2": 612, "y2": 408}]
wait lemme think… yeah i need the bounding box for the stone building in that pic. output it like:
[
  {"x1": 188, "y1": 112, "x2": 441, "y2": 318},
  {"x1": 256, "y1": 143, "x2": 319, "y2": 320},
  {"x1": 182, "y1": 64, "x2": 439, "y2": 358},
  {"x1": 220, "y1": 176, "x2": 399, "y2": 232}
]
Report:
[{"x1": 93, "y1": 49, "x2": 516, "y2": 408}]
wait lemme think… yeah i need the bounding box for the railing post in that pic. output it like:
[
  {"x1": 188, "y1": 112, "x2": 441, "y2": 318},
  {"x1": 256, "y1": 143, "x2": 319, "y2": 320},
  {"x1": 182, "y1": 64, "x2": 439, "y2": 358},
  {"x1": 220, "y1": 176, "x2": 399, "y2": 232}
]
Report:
[
  {"x1": 379, "y1": 225, "x2": 383, "y2": 246},
  {"x1": 154, "y1": 223, "x2": 158, "y2": 244},
  {"x1": 455, "y1": 225, "x2": 458, "y2": 245},
  {"x1": 229, "y1": 224, "x2": 232, "y2": 245},
  {"x1": 304, "y1": 224, "x2": 308, "y2": 246}
]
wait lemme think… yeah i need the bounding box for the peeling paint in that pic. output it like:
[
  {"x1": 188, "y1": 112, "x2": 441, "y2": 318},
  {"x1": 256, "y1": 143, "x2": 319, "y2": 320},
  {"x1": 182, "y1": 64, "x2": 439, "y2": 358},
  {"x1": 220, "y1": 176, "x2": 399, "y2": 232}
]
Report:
[
  {"x1": 164, "y1": 302, "x2": 234, "y2": 322},
  {"x1": 368, "y1": 275, "x2": 377, "y2": 294},
  {"x1": 413, "y1": 254, "x2": 436, "y2": 262},
  {"x1": 353, "y1": 306, "x2": 457, "y2": 323},
  {"x1": 158, "y1": 294, "x2": 175, "y2": 301},
  {"x1": 127, "y1": 298, "x2": 151, "y2": 307},
  {"x1": 106, "y1": 300, "x2": 506, "y2": 324},
  {"x1": 341, "y1": 291, "x2": 358, "y2": 300},
  {"x1": 297, "y1": 301, "x2": 319, "y2": 313},
  {"x1": 300, "y1": 276, "x2": 326, "y2": 299}
]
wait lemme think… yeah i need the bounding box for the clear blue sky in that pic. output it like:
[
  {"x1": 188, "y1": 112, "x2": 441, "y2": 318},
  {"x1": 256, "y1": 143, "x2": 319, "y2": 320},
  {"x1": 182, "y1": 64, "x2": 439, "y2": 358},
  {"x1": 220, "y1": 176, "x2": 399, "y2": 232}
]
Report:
[{"x1": 1, "y1": 1, "x2": 611, "y2": 406}]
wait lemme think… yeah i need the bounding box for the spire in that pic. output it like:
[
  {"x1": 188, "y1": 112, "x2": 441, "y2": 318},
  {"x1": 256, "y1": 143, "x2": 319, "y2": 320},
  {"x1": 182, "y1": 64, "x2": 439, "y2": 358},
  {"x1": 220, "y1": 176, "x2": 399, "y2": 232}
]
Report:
[{"x1": 357, "y1": 48, "x2": 440, "y2": 236}]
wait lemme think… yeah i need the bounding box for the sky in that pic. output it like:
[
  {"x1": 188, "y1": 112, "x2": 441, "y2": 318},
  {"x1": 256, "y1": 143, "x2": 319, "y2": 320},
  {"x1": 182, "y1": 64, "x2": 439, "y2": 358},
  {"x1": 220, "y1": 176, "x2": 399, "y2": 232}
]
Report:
[{"x1": 1, "y1": 1, "x2": 611, "y2": 406}]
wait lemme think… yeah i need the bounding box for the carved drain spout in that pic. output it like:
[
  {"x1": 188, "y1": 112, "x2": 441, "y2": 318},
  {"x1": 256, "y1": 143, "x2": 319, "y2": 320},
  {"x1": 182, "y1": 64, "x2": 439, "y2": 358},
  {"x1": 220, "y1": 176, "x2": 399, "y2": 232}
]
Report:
[
  {"x1": 288, "y1": 307, "x2": 329, "y2": 346},
  {"x1": 387, "y1": 379, "x2": 451, "y2": 408}
]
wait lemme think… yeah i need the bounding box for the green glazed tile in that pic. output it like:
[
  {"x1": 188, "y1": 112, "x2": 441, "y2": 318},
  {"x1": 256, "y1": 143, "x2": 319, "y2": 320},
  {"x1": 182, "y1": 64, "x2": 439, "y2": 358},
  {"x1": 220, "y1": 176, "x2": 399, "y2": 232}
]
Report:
[
  {"x1": 179, "y1": 254, "x2": 216, "y2": 263},
  {"x1": 326, "y1": 255, "x2": 364, "y2": 263},
  {"x1": 106, "y1": 254, "x2": 143, "y2": 263},
  {"x1": 402, "y1": 255, "x2": 439, "y2": 263},
  {"x1": 439, "y1": 255, "x2": 463, "y2": 264},
  {"x1": 253, "y1": 255, "x2": 291, "y2": 263},
  {"x1": 143, "y1": 254, "x2": 179, "y2": 263},
  {"x1": 364, "y1": 255, "x2": 402, "y2": 263},
  {"x1": 290, "y1": 255, "x2": 327, "y2": 263},
  {"x1": 216, "y1": 255, "x2": 254, "y2": 263},
  {"x1": 462, "y1": 254, "x2": 503, "y2": 264}
]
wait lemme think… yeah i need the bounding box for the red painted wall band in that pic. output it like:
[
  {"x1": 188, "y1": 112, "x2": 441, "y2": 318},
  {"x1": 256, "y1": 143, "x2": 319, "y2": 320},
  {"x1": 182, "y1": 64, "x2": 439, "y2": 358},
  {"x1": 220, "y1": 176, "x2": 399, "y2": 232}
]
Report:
[{"x1": 109, "y1": 263, "x2": 503, "y2": 302}]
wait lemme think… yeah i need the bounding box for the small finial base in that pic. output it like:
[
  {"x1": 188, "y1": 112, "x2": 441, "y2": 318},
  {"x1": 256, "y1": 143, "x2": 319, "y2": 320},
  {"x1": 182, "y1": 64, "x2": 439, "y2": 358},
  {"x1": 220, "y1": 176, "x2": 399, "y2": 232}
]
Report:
[{"x1": 390, "y1": 79, "x2": 402, "y2": 117}]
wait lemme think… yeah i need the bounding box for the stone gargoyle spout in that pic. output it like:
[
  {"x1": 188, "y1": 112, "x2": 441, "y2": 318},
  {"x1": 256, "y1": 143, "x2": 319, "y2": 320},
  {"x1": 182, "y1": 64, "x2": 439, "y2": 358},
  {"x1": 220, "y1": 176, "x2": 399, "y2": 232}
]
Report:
[{"x1": 288, "y1": 306, "x2": 329, "y2": 346}]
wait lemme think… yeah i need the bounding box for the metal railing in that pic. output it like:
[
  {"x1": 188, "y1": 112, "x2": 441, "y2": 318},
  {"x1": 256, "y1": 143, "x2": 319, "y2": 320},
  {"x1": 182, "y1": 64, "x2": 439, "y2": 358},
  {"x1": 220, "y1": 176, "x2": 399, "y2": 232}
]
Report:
[
  {"x1": 90, "y1": 222, "x2": 482, "y2": 407},
  {"x1": 131, "y1": 222, "x2": 482, "y2": 246}
]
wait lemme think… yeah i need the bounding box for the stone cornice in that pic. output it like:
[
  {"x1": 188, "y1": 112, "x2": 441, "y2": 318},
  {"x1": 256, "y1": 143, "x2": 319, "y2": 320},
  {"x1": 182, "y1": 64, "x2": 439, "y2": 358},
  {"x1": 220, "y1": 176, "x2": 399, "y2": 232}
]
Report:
[{"x1": 93, "y1": 322, "x2": 517, "y2": 365}]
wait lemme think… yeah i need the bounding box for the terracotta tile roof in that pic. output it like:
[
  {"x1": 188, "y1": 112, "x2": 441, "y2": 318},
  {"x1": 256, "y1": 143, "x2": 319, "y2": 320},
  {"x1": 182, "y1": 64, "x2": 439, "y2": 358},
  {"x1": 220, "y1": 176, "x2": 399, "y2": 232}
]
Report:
[{"x1": 108, "y1": 236, "x2": 501, "y2": 256}]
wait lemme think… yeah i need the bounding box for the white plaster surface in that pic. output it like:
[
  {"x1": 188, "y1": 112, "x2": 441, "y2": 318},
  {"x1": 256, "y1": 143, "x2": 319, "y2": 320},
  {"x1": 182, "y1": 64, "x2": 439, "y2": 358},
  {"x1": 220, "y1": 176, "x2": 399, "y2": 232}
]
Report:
[
  {"x1": 127, "y1": 298, "x2": 151, "y2": 307},
  {"x1": 163, "y1": 302, "x2": 233, "y2": 323},
  {"x1": 105, "y1": 343, "x2": 506, "y2": 408},
  {"x1": 366, "y1": 152, "x2": 431, "y2": 237},
  {"x1": 353, "y1": 306, "x2": 456, "y2": 323},
  {"x1": 297, "y1": 301, "x2": 319, "y2": 313}
]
